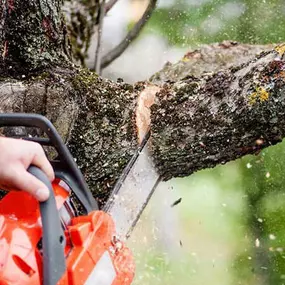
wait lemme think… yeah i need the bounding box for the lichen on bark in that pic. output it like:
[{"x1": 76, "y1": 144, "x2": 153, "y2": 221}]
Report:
[
  {"x1": 0, "y1": 68, "x2": 140, "y2": 206},
  {"x1": 67, "y1": 70, "x2": 140, "y2": 206}
]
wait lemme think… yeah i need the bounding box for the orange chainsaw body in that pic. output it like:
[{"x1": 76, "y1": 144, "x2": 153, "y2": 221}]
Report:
[{"x1": 0, "y1": 179, "x2": 135, "y2": 285}]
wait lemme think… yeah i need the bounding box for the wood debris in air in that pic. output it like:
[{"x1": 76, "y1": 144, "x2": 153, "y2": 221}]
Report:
[{"x1": 171, "y1": 198, "x2": 182, "y2": 207}]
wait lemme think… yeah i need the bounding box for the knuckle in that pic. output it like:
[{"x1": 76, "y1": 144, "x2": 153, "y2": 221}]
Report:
[
  {"x1": 34, "y1": 142, "x2": 42, "y2": 151},
  {"x1": 33, "y1": 143, "x2": 44, "y2": 155}
]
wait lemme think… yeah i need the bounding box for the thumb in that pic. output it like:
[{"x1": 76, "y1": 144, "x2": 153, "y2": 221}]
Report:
[{"x1": 12, "y1": 167, "x2": 50, "y2": 202}]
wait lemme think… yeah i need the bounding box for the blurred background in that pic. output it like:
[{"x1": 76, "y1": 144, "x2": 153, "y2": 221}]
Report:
[{"x1": 91, "y1": 1, "x2": 285, "y2": 284}]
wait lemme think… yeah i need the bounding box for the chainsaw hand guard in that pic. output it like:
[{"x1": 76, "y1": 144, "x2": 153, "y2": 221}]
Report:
[{"x1": 0, "y1": 113, "x2": 98, "y2": 213}]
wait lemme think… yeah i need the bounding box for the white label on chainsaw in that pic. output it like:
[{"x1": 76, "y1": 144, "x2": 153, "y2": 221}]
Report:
[{"x1": 85, "y1": 251, "x2": 116, "y2": 285}]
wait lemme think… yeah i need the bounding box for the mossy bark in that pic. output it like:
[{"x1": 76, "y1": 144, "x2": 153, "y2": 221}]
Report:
[
  {"x1": 0, "y1": 0, "x2": 71, "y2": 77},
  {"x1": 67, "y1": 71, "x2": 140, "y2": 206},
  {"x1": 150, "y1": 48, "x2": 285, "y2": 180},
  {"x1": 0, "y1": 68, "x2": 140, "y2": 207}
]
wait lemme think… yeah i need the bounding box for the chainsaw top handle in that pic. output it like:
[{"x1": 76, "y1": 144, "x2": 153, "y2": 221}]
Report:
[
  {"x1": 28, "y1": 166, "x2": 66, "y2": 285},
  {"x1": 0, "y1": 113, "x2": 98, "y2": 213}
]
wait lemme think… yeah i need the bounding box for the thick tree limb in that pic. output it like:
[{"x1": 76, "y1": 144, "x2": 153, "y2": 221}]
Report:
[
  {"x1": 1, "y1": 1, "x2": 285, "y2": 205},
  {"x1": 101, "y1": 0, "x2": 158, "y2": 69},
  {"x1": 0, "y1": 4, "x2": 283, "y2": 283},
  {"x1": 150, "y1": 47, "x2": 285, "y2": 180},
  {"x1": 0, "y1": 68, "x2": 139, "y2": 206}
]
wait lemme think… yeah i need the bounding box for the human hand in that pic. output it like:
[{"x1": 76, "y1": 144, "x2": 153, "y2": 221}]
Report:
[{"x1": 0, "y1": 137, "x2": 54, "y2": 201}]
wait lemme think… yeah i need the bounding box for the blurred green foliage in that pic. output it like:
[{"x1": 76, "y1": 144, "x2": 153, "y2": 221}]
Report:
[
  {"x1": 235, "y1": 144, "x2": 285, "y2": 285},
  {"x1": 146, "y1": 0, "x2": 285, "y2": 46},
  {"x1": 130, "y1": 0, "x2": 285, "y2": 284}
]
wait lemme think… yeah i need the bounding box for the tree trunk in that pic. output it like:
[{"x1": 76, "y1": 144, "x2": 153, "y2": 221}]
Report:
[
  {"x1": 0, "y1": 0, "x2": 71, "y2": 77},
  {"x1": 1, "y1": 0, "x2": 285, "y2": 208}
]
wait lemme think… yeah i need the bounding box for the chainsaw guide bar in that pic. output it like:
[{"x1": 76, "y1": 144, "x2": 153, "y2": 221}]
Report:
[{"x1": 104, "y1": 132, "x2": 161, "y2": 239}]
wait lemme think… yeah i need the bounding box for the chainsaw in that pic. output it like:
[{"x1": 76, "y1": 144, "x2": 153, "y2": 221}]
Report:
[{"x1": 0, "y1": 113, "x2": 160, "y2": 285}]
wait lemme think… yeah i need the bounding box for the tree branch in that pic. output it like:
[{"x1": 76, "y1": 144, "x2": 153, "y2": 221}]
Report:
[
  {"x1": 94, "y1": 0, "x2": 106, "y2": 74},
  {"x1": 150, "y1": 46, "x2": 285, "y2": 180},
  {"x1": 101, "y1": 0, "x2": 158, "y2": 69},
  {"x1": 150, "y1": 41, "x2": 275, "y2": 83},
  {"x1": 105, "y1": 0, "x2": 119, "y2": 13}
]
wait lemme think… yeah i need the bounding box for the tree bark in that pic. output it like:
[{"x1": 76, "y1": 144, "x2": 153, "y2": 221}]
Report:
[
  {"x1": 0, "y1": 0, "x2": 71, "y2": 77},
  {"x1": 63, "y1": 0, "x2": 100, "y2": 66},
  {"x1": 150, "y1": 41, "x2": 274, "y2": 83},
  {"x1": 150, "y1": 47, "x2": 285, "y2": 180},
  {"x1": 1, "y1": 0, "x2": 285, "y2": 208},
  {"x1": 0, "y1": 68, "x2": 140, "y2": 206}
]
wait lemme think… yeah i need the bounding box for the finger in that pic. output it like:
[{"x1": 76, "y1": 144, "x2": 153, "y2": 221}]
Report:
[
  {"x1": 10, "y1": 166, "x2": 50, "y2": 201},
  {"x1": 30, "y1": 146, "x2": 55, "y2": 182}
]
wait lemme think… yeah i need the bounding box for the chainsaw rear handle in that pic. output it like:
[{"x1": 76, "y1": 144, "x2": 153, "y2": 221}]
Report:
[
  {"x1": 0, "y1": 113, "x2": 98, "y2": 213},
  {"x1": 28, "y1": 166, "x2": 66, "y2": 285}
]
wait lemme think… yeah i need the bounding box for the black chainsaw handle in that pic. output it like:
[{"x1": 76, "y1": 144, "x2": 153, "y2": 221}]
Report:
[
  {"x1": 28, "y1": 166, "x2": 66, "y2": 285},
  {"x1": 0, "y1": 113, "x2": 98, "y2": 213}
]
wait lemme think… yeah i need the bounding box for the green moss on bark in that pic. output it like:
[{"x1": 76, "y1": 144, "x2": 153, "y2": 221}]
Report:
[
  {"x1": 150, "y1": 49, "x2": 285, "y2": 180},
  {"x1": 67, "y1": 69, "x2": 139, "y2": 206}
]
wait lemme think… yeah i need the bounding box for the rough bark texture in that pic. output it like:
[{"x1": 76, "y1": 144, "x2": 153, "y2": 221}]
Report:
[
  {"x1": 63, "y1": 0, "x2": 100, "y2": 66},
  {"x1": 0, "y1": 69, "x2": 140, "y2": 207},
  {"x1": 150, "y1": 47, "x2": 285, "y2": 180},
  {"x1": 0, "y1": 68, "x2": 79, "y2": 138},
  {"x1": 0, "y1": 0, "x2": 71, "y2": 77},
  {"x1": 66, "y1": 72, "x2": 139, "y2": 206},
  {"x1": 150, "y1": 41, "x2": 274, "y2": 83}
]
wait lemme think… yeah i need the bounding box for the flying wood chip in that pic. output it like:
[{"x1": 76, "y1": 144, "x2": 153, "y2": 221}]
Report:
[{"x1": 171, "y1": 198, "x2": 182, "y2": 207}]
